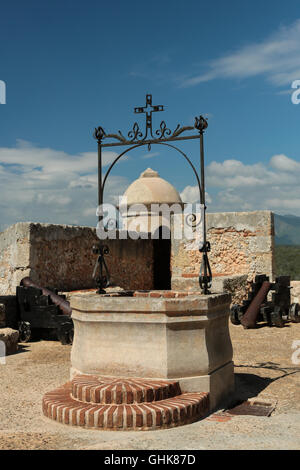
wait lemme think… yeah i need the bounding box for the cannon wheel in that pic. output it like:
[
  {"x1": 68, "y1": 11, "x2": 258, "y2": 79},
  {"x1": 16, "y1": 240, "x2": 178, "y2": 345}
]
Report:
[
  {"x1": 57, "y1": 323, "x2": 73, "y2": 345},
  {"x1": 18, "y1": 321, "x2": 31, "y2": 342},
  {"x1": 270, "y1": 306, "x2": 284, "y2": 327},
  {"x1": 230, "y1": 305, "x2": 241, "y2": 325},
  {"x1": 289, "y1": 303, "x2": 300, "y2": 323}
]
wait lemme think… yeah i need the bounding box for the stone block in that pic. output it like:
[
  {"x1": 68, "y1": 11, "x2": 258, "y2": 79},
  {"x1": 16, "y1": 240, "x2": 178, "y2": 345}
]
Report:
[{"x1": 0, "y1": 328, "x2": 19, "y2": 356}]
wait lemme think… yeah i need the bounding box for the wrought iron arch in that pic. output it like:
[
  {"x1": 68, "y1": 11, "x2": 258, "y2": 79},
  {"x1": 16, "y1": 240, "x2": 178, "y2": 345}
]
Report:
[
  {"x1": 92, "y1": 94, "x2": 212, "y2": 294},
  {"x1": 102, "y1": 142, "x2": 202, "y2": 200}
]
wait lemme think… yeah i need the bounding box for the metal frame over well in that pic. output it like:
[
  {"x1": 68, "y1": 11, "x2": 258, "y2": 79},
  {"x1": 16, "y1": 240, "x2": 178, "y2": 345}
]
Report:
[{"x1": 93, "y1": 94, "x2": 212, "y2": 294}]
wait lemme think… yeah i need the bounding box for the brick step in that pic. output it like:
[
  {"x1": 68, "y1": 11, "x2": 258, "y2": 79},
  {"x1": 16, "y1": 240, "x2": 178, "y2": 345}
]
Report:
[
  {"x1": 71, "y1": 375, "x2": 181, "y2": 404},
  {"x1": 43, "y1": 381, "x2": 209, "y2": 431}
]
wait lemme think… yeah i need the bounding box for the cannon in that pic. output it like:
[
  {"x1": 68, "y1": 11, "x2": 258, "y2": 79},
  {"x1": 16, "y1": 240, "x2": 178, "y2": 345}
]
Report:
[
  {"x1": 16, "y1": 277, "x2": 73, "y2": 344},
  {"x1": 230, "y1": 275, "x2": 300, "y2": 328}
]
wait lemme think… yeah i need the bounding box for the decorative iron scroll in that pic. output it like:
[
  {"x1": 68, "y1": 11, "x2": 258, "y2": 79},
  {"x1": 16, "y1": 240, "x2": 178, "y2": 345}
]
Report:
[
  {"x1": 92, "y1": 94, "x2": 212, "y2": 295},
  {"x1": 93, "y1": 118, "x2": 207, "y2": 146},
  {"x1": 93, "y1": 94, "x2": 208, "y2": 147}
]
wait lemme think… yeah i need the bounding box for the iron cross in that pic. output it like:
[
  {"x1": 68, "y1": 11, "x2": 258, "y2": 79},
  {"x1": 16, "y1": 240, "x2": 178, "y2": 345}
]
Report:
[{"x1": 134, "y1": 94, "x2": 164, "y2": 136}]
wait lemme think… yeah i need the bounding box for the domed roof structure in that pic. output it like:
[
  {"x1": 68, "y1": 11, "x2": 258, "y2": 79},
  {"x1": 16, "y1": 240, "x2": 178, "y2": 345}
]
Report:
[
  {"x1": 119, "y1": 168, "x2": 183, "y2": 234},
  {"x1": 121, "y1": 168, "x2": 182, "y2": 208}
]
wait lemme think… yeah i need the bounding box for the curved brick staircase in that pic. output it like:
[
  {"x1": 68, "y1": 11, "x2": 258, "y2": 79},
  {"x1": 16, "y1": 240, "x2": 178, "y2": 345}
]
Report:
[{"x1": 42, "y1": 375, "x2": 209, "y2": 430}]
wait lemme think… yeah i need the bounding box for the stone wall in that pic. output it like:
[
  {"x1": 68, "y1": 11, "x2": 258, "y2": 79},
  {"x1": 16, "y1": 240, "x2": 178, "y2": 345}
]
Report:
[
  {"x1": 0, "y1": 223, "x2": 31, "y2": 295},
  {"x1": 171, "y1": 211, "x2": 275, "y2": 291},
  {"x1": 29, "y1": 223, "x2": 99, "y2": 291},
  {"x1": 0, "y1": 223, "x2": 155, "y2": 294},
  {"x1": 105, "y1": 235, "x2": 155, "y2": 291},
  {"x1": 0, "y1": 212, "x2": 276, "y2": 297}
]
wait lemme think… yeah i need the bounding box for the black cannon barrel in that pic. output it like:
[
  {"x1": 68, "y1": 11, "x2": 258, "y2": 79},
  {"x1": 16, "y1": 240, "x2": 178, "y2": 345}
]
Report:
[
  {"x1": 241, "y1": 281, "x2": 271, "y2": 329},
  {"x1": 20, "y1": 277, "x2": 72, "y2": 316}
]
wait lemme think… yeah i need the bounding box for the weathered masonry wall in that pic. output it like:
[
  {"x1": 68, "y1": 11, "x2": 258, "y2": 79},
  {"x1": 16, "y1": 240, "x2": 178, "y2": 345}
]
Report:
[
  {"x1": 0, "y1": 223, "x2": 31, "y2": 295},
  {"x1": 171, "y1": 211, "x2": 275, "y2": 290},
  {"x1": 0, "y1": 211, "x2": 276, "y2": 296},
  {"x1": 0, "y1": 223, "x2": 155, "y2": 294},
  {"x1": 29, "y1": 223, "x2": 99, "y2": 292},
  {"x1": 106, "y1": 235, "x2": 155, "y2": 291}
]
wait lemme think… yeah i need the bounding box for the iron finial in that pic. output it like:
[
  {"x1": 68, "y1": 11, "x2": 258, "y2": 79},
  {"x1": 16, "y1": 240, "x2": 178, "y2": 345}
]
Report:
[{"x1": 194, "y1": 116, "x2": 208, "y2": 133}]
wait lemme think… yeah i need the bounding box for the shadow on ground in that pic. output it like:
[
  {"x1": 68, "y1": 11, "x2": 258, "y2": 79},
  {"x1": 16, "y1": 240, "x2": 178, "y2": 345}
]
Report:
[
  {"x1": 233, "y1": 373, "x2": 273, "y2": 404},
  {"x1": 231, "y1": 361, "x2": 300, "y2": 405},
  {"x1": 12, "y1": 344, "x2": 31, "y2": 355}
]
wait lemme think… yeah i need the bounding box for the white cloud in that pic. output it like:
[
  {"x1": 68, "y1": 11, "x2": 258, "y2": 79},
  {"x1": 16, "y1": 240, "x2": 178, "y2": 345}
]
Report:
[
  {"x1": 36, "y1": 193, "x2": 72, "y2": 205},
  {"x1": 141, "y1": 152, "x2": 160, "y2": 159},
  {"x1": 265, "y1": 198, "x2": 300, "y2": 210},
  {"x1": 2, "y1": 139, "x2": 300, "y2": 232},
  {"x1": 181, "y1": 154, "x2": 300, "y2": 216},
  {"x1": 0, "y1": 139, "x2": 118, "y2": 174},
  {"x1": 270, "y1": 154, "x2": 300, "y2": 172},
  {"x1": 69, "y1": 174, "x2": 97, "y2": 189},
  {"x1": 181, "y1": 19, "x2": 300, "y2": 88},
  {"x1": 206, "y1": 158, "x2": 300, "y2": 188},
  {"x1": 180, "y1": 185, "x2": 199, "y2": 203},
  {"x1": 180, "y1": 185, "x2": 212, "y2": 204},
  {"x1": 0, "y1": 141, "x2": 130, "y2": 232}
]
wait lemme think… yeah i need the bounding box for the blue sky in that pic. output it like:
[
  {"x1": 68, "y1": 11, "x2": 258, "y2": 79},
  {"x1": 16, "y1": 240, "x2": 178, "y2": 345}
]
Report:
[{"x1": 1, "y1": 0, "x2": 300, "y2": 230}]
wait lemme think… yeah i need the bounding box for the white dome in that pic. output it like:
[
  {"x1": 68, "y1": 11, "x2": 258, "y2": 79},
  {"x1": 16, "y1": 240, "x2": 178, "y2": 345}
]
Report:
[{"x1": 121, "y1": 168, "x2": 182, "y2": 207}]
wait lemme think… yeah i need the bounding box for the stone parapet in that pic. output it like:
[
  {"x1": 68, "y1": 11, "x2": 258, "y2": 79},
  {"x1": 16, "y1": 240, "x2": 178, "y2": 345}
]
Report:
[
  {"x1": 0, "y1": 211, "x2": 275, "y2": 297},
  {"x1": 0, "y1": 223, "x2": 155, "y2": 294},
  {"x1": 0, "y1": 328, "x2": 19, "y2": 355}
]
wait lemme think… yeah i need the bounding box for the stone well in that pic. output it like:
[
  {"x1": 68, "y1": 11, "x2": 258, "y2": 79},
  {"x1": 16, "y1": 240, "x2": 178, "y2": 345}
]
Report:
[{"x1": 43, "y1": 290, "x2": 234, "y2": 430}]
